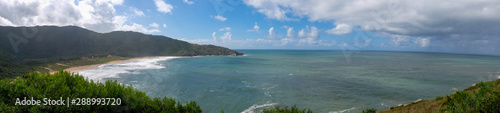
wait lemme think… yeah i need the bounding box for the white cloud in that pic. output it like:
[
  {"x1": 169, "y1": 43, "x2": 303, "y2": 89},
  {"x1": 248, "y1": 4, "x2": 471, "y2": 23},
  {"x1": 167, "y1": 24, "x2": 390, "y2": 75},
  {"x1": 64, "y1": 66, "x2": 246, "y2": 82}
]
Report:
[
  {"x1": 110, "y1": 0, "x2": 124, "y2": 5},
  {"x1": 243, "y1": 0, "x2": 500, "y2": 35},
  {"x1": 298, "y1": 26, "x2": 319, "y2": 39},
  {"x1": 219, "y1": 27, "x2": 231, "y2": 31},
  {"x1": 286, "y1": 27, "x2": 294, "y2": 38},
  {"x1": 220, "y1": 32, "x2": 232, "y2": 41},
  {"x1": 130, "y1": 7, "x2": 145, "y2": 16},
  {"x1": 0, "y1": 0, "x2": 159, "y2": 34},
  {"x1": 117, "y1": 23, "x2": 160, "y2": 33},
  {"x1": 149, "y1": 23, "x2": 159, "y2": 29},
  {"x1": 243, "y1": 0, "x2": 296, "y2": 21},
  {"x1": 297, "y1": 26, "x2": 320, "y2": 45},
  {"x1": 243, "y1": 0, "x2": 500, "y2": 54},
  {"x1": 212, "y1": 31, "x2": 232, "y2": 42},
  {"x1": 280, "y1": 38, "x2": 294, "y2": 46},
  {"x1": 326, "y1": 23, "x2": 352, "y2": 35},
  {"x1": 212, "y1": 32, "x2": 217, "y2": 41},
  {"x1": 163, "y1": 24, "x2": 167, "y2": 28},
  {"x1": 268, "y1": 27, "x2": 281, "y2": 39},
  {"x1": 154, "y1": 0, "x2": 173, "y2": 14},
  {"x1": 256, "y1": 38, "x2": 273, "y2": 43},
  {"x1": 211, "y1": 15, "x2": 227, "y2": 21},
  {"x1": 248, "y1": 22, "x2": 260, "y2": 32},
  {"x1": 183, "y1": 0, "x2": 194, "y2": 5},
  {"x1": 376, "y1": 33, "x2": 411, "y2": 47},
  {"x1": 268, "y1": 27, "x2": 274, "y2": 35},
  {"x1": 413, "y1": 37, "x2": 431, "y2": 47}
]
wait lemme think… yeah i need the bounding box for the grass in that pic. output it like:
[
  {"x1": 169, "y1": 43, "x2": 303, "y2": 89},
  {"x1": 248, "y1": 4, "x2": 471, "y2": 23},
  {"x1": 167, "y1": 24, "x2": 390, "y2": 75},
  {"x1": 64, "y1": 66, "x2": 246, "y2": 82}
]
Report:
[{"x1": 381, "y1": 79, "x2": 500, "y2": 113}]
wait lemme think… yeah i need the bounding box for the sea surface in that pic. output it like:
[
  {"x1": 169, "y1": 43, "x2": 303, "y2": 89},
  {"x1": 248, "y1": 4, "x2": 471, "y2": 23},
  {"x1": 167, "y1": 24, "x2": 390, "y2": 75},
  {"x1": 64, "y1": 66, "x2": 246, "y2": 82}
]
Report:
[{"x1": 78, "y1": 50, "x2": 500, "y2": 113}]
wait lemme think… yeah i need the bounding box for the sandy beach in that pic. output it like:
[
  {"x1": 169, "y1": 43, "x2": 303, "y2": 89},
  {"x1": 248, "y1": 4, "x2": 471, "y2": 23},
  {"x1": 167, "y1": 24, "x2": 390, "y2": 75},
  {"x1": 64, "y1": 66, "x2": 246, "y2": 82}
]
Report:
[{"x1": 50, "y1": 56, "x2": 171, "y2": 74}]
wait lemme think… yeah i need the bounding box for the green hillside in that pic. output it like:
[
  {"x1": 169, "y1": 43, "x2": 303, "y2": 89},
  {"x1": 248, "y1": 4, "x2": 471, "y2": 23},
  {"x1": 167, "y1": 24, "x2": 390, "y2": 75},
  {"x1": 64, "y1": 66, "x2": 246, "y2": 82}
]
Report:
[
  {"x1": 0, "y1": 26, "x2": 243, "y2": 59},
  {"x1": 381, "y1": 79, "x2": 500, "y2": 113},
  {"x1": 0, "y1": 26, "x2": 243, "y2": 79}
]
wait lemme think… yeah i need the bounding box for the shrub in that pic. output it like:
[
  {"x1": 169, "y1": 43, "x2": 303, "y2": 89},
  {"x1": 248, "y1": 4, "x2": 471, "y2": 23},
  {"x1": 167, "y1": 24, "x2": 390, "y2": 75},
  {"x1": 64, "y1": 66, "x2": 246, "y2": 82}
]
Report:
[
  {"x1": 362, "y1": 108, "x2": 376, "y2": 113},
  {"x1": 441, "y1": 80, "x2": 500, "y2": 112},
  {"x1": 436, "y1": 96, "x2": 443, "y2": 100},
  {"x1": 263, "y1": 105, "x2": 313, "y2": 113},
  {"x1": 0, "y1": 70, "x2": 202, "y2": 113}
]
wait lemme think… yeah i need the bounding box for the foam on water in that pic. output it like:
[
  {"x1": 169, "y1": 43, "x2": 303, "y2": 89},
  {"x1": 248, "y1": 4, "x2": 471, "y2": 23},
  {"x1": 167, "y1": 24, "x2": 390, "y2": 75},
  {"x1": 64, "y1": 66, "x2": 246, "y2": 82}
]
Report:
[
  {"x1": 241, "y1": 103, "x2": 277, "y2": 113},
  {"x1": 329, "y1": 107, "x2": 355, "y2": 113},
  {"x1": 77, "y1": 57, "x2": 179, "y2": 82}
]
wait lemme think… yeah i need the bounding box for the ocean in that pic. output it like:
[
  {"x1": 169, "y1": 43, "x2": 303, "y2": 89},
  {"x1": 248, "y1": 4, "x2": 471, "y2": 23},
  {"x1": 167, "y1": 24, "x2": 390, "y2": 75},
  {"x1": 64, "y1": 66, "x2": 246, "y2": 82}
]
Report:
[{"x1": 78, "y1": 50, "x2": 500, "y2": 113}]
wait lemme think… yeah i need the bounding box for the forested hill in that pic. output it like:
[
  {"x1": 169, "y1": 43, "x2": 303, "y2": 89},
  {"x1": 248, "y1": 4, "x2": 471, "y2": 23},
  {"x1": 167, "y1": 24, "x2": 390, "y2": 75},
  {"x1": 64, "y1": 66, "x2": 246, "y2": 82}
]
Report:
[
  {"x1": 0, "y1": 26, "x2": 243, "y2": 60},
  {"x1": 0, "y1": 26, "x2": 243, "y2": 79}
]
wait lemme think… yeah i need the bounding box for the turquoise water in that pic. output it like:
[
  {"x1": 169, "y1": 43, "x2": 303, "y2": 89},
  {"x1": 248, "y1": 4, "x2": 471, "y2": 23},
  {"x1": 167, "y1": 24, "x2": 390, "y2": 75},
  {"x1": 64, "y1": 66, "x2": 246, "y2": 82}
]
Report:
[{"x1": 78, "y1": 50, "x2": 500, "y2": 113}]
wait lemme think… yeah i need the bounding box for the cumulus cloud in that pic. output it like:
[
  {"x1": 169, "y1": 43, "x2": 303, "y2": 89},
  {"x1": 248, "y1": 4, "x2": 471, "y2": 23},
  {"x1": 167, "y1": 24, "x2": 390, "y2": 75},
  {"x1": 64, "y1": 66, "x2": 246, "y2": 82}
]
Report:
[
  {"x1": 256, "y1": 38, "x2": 273, "y2": 43},
  {"x1": 243, "y1": 0, "x2": 500, "y2": 35},
  {"x1": 280, "y1": 38, "x2": 294, "y2": 46},
  {"x1": 243, "y1": 0, "x2": 500, "y2": 54},
  {"x1": 377, "y1": 32, "x2": 431, "y2": 48},
  {"x1": 183, "y1": 0, "x2": 194, "y2": 5},
  {"x1": 286, "y1": 26, "x2": 294, "y2": 38},
  {"x1": 375, "y1": 33, "x2": 411, "y2": 47},
  {"x1": 297, "y1": 26, "x2": 320, "y2": 45},
  {"x1": 413, "y1": 37, "x2": 431, "y2": 47},
  {"x1": 130, "y1": 7, "x2": 145, "y2": 16},
  {"x1": 219, "y1": 27, "x2": 231, "y2": 31},
  {"x1": 212, "y1": 32, "x2": 217, "y2": 41},
  {"x1": 163, "y1": 24, "x2": 167, "y2": 28},
  {"x1": 326, "y1": 23, "x2": 352, "y2": 35},
  {"x1": 154, "y1": 0, "x2": 173, "y2": 14},
  {"x1": 117, "y1": 23, "x2": 160, "y2": 33},
  {"x1": 298, "y1": 26, "x2": 319, "y2": 39},
  {"x1": 211, "y1": 15, "x2": 227, "y2": 21},
  {"x1": 220, "y1": 32, "x2": 232, "y2": 41},
  {"x1": 212, "y1": 31, "x2": 232, "y2": 42},
  {"x1": 110, "y1": 0, "x2": 124, "y2": 5},
  {"x1": 268, "y1": 27, "x2": 281, "y2": 39},
  {"x1": 149, "y1": 23, "x2": 159, "y2": 29},
  {"x1": 248, "y1": 22, "x2": 260, "y2": 32},
  {"x1": 243, "y1": 0, "x2": 296, "y2": 20},
  {"x1": 268, "y1": 27, "x2": 274, "y2": 35},
  {"x1": 0, "y1": 0, "x2": 159, "y2": 34}
]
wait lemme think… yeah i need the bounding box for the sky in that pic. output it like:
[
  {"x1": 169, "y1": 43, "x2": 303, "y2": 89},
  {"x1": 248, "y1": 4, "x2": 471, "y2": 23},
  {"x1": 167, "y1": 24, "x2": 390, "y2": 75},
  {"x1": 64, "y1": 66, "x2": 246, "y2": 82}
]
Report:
[{"x1": 1, "y1": 0, "x2": 500, "y2": 55}]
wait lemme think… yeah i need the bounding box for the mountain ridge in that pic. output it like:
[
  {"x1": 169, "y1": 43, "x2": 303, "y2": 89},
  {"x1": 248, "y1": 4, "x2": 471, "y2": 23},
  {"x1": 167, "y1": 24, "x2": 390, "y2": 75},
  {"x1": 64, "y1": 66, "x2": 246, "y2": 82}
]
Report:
[
  {"x1": 0, "y1": 25, "x2": 243, "y2": 60},
  {"x1": 0, "y1": 25, "x2": 243, "y2": 79}
]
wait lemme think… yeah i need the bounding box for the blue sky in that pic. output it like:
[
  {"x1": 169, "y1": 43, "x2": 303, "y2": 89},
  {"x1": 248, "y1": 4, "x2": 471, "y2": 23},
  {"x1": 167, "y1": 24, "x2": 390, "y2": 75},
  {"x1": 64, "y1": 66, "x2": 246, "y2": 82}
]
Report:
[{"x1": 1, "y1": 0, "x2": 500, "y2": 55}]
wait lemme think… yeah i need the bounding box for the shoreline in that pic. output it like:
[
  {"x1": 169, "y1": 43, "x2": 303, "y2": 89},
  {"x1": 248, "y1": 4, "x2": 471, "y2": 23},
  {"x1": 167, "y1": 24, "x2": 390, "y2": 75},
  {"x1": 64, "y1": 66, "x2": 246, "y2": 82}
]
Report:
[{"x1": 50, "y1": 56, "x2": 172, "y2": 74}]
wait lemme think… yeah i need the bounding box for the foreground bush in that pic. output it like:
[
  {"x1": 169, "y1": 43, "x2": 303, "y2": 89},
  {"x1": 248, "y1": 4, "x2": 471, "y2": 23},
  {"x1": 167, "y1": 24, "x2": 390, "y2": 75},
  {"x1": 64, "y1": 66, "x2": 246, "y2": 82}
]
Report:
[
  {"x1": 263, "y1": 105, "x2": 312, "y2": 113},
  {"x1": 362, "y1": 108, "x2": 376, "y2": 113},
  {"x1": 441, "y1": 79, "x2": 500, "y2": 112},
  {"x1": 0, "y1": 70, "x2": 201, "y2": 113}
]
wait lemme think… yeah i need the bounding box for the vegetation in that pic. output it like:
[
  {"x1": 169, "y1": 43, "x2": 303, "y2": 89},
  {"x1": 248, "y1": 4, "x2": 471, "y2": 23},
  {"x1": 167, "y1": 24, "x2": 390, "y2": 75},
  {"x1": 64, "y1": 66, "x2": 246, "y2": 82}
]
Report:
[
  {"x1": 362, "y1": 108, "x2": 376, "y2": 113},
  {"x1": 381, "y1": 79, "x2": 500, "y2": 113},
  {"x1": 0, "y1": 26, "x2": 243, "y2": 59},
  {"x1": 0, "y1": 50, "x2": 33, "y2": 79},
  {"x1": 0, "y1": 26, "x2": 243, "y2": 79},
  {"x1": 0, "y1": 70, "x2": 202, "y2": 112},
  {"x1": 441, "y1": 80, "x2": 500, "y2": 112},
  {"x1": 263, "y1": 105, "x2": 312, "y2": 113}
]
